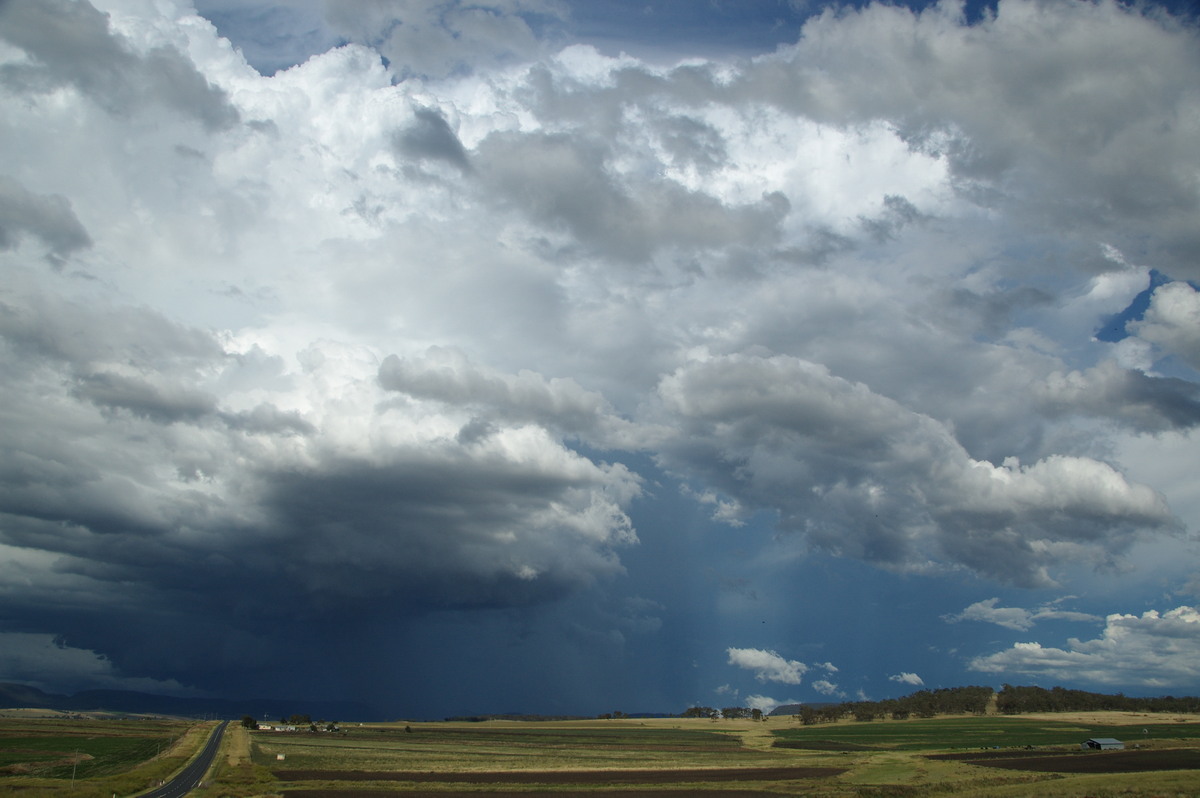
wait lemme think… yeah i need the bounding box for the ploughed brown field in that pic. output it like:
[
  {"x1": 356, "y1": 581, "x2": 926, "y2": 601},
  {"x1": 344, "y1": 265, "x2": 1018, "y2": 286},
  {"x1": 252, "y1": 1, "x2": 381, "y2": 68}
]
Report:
[
  {"x1": 276, "y1": 765, "x2": 845, "y2": 783},
  {"x1": 286, "y1": 792, "x2": 802, "y2": 798},
  {"x1": 928, "y1": 747, "x2": 1200, "y2": 773},
  {"x1": 278, "y1": 765, "x2": 845, "y2": 798}
]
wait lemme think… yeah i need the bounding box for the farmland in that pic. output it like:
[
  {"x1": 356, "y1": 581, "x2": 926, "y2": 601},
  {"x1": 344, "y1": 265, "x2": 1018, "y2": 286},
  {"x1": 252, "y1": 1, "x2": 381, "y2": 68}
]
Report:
[
  {"x1": 3, "y1": 712, "x2": 1199, "y2": 797},
  {"x1": 244, "y1": 713, "x2": 1200, "y2": 798},
  {"x1": 0, "y1": 715, "x2": 209, "y2": 798}
]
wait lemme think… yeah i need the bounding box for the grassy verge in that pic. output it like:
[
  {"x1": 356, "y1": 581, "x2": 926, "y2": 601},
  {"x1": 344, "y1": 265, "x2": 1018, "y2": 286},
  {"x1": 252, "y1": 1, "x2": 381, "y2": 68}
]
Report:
[{"x1": 193, "y1": 726, "x2": 277, "y2": 798}]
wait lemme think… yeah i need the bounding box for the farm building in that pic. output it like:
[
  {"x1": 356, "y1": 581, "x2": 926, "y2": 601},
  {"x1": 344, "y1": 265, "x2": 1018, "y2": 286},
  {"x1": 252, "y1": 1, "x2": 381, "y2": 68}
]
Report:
[{"x1": 1081, "y1": 738, "x2": 1124, "y2": 750}]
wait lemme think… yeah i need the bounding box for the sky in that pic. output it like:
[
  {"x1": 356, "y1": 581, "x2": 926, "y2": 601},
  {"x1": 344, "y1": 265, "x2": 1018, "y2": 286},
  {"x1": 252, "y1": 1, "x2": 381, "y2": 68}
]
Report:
[{"x1": 1, "y1": 0, "x2": 1199, "y2": 720}]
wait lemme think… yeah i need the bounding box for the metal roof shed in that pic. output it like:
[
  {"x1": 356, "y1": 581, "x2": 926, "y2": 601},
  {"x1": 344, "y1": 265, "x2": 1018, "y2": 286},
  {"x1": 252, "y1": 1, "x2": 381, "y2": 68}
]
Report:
[{"x1": 1081, "y1": 738, "x2": 1124, "y2": 750}]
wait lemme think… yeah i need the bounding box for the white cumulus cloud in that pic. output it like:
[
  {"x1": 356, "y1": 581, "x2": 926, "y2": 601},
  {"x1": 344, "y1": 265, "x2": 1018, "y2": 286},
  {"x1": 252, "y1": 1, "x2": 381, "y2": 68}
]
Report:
[
  {"x1": 946, "y1": 597, "x2": 1101, "y2": 631},
  {"x1": 970, "y1": 606, "x2": 1200, "y2": 688},
  {"x1": 889, "y1": 672, "x2": 924, "y2": 686},
  {"x1": 744, "y1": 694, "x2": 782, "y2": 714},
  {"x1": 727, "y1": 647, "x2": 808, "y2": 685}
]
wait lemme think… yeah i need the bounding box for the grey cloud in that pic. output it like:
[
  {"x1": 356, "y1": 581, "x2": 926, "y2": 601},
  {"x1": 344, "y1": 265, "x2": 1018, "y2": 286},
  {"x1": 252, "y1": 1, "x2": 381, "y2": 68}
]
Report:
[
  {"x1": 72, "y1": 371, "x2": 218, "y2": 424},
  {"x1": 734, "y1": 1, "x2": 1200, "y2": 273},
  {"x1": 858, "y1": 194, "x2": 926, "y2": 243},
  {"x1": 0, "y1": 288, "x2": 223, "y2": 371},
  {"x1": 395, "y1": 107, "x2": 471, "y2": 172},
  {"x1": 655, "y1": 115, "x2": 727, "y2": 172},
  {"x1": 0, "y1": 176, "x2": 91, "y2": 259},
  {"x1": 474, "y1": 130, "x2": 787, "y2": 262},
  {"x1": 0, "y1": 0, "x2": 238, "y2": 130},
  {"x1": 773, "y1": 226, "x2": 855, "y2": 267},
  {"x1": 1037, "y1": 360, "x2": 1200, "y2": 433},
  {"x1": 656, "y1": 354, "x2": 1178, "y2": 586},
  {"x1": 770, "y1": 196, "x2": 927, "y2": 268},
  {"x1": 0, "y1": 287, "x2": 640, "y2": 643},
  {"x1": 378, "y1": 346, "x2": 645, "y2": 448},
  {"x1": 219, "y1": 404, "x2": 315, "y2": 437},
  {"x1": 257, "y1": 451, "x2": 635, "y2": 609},
  {"x1": 932, "y1": 285, "x2": 1055, "y2": 339}
]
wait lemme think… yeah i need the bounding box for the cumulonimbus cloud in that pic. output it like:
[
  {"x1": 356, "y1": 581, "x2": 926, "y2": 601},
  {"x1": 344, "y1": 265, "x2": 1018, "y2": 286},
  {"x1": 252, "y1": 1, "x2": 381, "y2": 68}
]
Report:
[{"x1": 1, "y1": 0, "x2": 1198, "y2": 704}]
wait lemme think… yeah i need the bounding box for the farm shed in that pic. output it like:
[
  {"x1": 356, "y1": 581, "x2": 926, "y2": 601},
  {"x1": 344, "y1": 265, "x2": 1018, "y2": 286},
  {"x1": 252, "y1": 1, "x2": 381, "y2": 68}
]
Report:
[{"x1": 1081, "y1": 738, "x2": 1124, "y2": 750}]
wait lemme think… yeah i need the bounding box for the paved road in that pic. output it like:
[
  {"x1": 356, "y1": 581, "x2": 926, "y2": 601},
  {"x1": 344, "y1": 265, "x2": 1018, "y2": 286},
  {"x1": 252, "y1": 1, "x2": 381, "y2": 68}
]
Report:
[{"x1": 138, "y1": 720, "x2": 229, "y2": 798}]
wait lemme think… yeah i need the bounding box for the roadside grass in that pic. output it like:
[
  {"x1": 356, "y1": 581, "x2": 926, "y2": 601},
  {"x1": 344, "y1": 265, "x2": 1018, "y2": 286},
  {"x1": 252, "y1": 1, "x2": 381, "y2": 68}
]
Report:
[
  {"x1": 0, "y1": 718, "x2": 212, "y2": 798},
  {"x1": 194, "y1": 727, "x2": 275, "y2": 798}
]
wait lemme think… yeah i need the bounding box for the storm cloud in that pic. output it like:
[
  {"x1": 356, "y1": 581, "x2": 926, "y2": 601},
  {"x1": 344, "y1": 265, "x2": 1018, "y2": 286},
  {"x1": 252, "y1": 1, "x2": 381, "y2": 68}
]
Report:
[{"x1": 1, "y1": 0, "x2": 1198, "y2": 714}]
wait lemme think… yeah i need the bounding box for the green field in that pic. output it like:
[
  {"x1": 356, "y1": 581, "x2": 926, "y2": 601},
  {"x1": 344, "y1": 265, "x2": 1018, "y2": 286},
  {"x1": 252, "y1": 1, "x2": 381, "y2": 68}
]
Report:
[
  {"x1": 0, "y1": 716, "x2": 208, "y2": 798},
  {"x1": 773, "y1": 715, "x2": 1200, "y2": 751},
  {"x1": 0, "y1": 725, "x2": 174, "y2": 778}
]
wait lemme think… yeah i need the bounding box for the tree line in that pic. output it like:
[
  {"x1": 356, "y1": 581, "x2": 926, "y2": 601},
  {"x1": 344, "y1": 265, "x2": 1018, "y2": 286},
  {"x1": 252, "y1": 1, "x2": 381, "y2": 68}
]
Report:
[
  {"x1": 680, "y1": 706, "x2": 766, "y2": 720},
  {"x1": 789, "y1": 686, "x2": 995, "y2": 724},
  {"x1": 684, "y1": 685, "x2": 1200, "y2": 724},
  {"x1": 995, "y1": 685, "x2": 1200, "y2": 715}
]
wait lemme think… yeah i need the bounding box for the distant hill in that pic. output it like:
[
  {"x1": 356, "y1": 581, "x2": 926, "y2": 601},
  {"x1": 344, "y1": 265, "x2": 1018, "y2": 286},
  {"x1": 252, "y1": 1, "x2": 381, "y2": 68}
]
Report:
[{"x1": 0, "y1": 682, "x2": 381, "y2": 721}]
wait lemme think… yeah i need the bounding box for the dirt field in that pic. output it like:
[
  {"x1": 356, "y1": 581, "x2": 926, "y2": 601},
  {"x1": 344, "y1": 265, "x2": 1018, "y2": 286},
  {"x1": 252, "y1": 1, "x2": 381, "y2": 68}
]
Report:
[
  {"x1": 275, "y1": 765, "x2": 846, "y2": 783},
  {"x1": 283, "y1": 787, "x2": 796, "y2": 792},
  {"x1": 928, "y1": 747, "x2": 1200, "y2": 773}
]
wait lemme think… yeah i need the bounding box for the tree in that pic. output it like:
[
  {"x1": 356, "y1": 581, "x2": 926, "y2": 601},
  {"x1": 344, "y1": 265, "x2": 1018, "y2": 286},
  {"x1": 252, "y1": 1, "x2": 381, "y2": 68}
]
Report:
[
  {"x1": 240, "y1": 716, "x2": 258, "y2": 730},
  {"x1": 682, "y1": 706, "x2": 719, "y2": 719}
]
